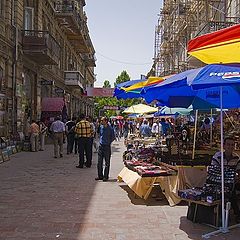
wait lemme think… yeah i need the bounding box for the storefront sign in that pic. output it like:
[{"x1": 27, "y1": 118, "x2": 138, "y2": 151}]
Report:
[
  {"x1": 103, "y1": 106, "x2": 119, "y2": 110},
  {"x1": 86, "y1": 87, "x2": 114, "y2": 97},
  {"x1": 41, "y1": 97, "x2": 64, "y2": 112},
  {"x1": 55, "y1": 87, "x2": 65, "y2": 94},
  {"x1": 40, "y1": 80, "x2": 54, "y2": 85}
]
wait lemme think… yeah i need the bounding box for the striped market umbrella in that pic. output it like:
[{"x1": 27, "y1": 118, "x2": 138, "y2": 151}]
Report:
[{"x1": 188, "y1": 24, "x2": 240, "y2": 64}]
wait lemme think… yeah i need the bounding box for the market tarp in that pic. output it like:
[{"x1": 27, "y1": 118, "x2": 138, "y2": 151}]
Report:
[
  {"x1": 123, "y1": 103, "x2": 158, "y2": 114},
  {"x1": 188, "y1": 24, "x2": 240, "y2": 64}
]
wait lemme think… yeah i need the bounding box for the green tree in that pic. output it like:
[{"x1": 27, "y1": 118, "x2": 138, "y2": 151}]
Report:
[
  {"x1": 103, "y1": 80, "x2": 111, "y2": 88},
  {"x1": 93, "y1": 71, "x2": 141, "y2": 118},
  {"x1": 114, "y1": 70, "x2": 130, "y2": 87}
]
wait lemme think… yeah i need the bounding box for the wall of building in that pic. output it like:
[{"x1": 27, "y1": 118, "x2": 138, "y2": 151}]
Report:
[{"x1": 0, "y1": 0, "x2": 96, "y2": 138}]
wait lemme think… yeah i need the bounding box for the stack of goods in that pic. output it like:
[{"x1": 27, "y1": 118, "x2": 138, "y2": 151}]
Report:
[
  {"x1": 123, "y1": 147, "x2": 177, "y2": 177},
  {"x1": 162, "y1": 154, "x2": 211, "y2": 166},
  {"x1": 178, "y1": 165, "x2": 235, "y2": 203},
  {"x1": 134, "y1": 164, "x2": 176, "y2": 177},
  {"x1": 178, "y1": 188, "x2": 204, "y2": 201}
]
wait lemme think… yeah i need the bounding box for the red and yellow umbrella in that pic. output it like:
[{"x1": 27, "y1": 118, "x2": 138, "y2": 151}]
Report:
[
  {"x1": 188, "y1": 24, "x2": 240, "y2": 64},
  {"x1": 121, "y1": 76, "x2": 170, "y2": 93}
]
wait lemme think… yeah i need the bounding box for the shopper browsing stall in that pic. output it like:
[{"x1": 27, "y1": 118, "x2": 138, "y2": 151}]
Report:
[
  {"x1": 140, "y1": 120, "x2": 152, "y2": 137},
  {"x1": 151, "y1": 119, "x2": 162, "y2": 137}
]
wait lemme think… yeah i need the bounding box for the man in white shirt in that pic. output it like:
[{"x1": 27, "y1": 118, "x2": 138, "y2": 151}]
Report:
[
  {"x1": 151, "y1": 119, "x2": 162, "y2": 137},
  {"x1": 50, "y1": 116, "x2": 65, "y2": 158}
]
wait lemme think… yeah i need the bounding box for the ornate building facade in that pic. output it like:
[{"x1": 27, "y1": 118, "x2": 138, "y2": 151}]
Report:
[{"x1": 0, "y1": 0, "x2": 96, "y2": 137}]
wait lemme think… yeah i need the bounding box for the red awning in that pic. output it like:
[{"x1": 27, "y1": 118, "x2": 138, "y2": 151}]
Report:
[{"x1": 41, "y1": 97, "x2": 64, "y2": 112}]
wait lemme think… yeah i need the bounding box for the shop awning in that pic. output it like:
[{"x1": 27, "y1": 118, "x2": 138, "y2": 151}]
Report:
[{"x1": 41, "y1": 97, "x2": 65, "y2": 112}]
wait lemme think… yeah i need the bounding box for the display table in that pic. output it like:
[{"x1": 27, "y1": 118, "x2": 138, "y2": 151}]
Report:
[
  {"x1": 118, "y1": 164, "x2": 207, "y2": 206},
  {"x1": 181, "y1": 198, "x2": 221, "y2": 227}
]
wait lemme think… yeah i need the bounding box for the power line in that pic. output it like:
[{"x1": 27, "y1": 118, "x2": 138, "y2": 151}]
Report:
[{"x1": 97, "y1": 52, "x2": 153, "y2": 65}]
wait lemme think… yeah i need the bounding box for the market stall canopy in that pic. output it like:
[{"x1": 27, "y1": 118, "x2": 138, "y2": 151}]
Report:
[
  {"x1": 142, "y1": 64, "x2": 240, "y2": 110},
  {"x1": 154, "y1": 106, "x2": 193, "y2": 117},
  {"x1": 122, "y1": 76, "x2": 165, "y2": 93},
  {"x1": 113, "y1": 79, "x2": 146, "y2": 99},
  {"x1": 123, "y1": 103, "x2": 158, "y2": 114},
  {"x1": 188, "y1": 24, "x2": 240, "y2": 64}
]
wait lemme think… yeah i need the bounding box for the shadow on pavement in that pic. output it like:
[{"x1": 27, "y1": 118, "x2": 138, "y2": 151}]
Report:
[
  {"x1": 119, "y1": 184, "x2": 169, "y2": 206},
  {"x1": 0, "y1": 144, "x2": 100, "y2": 239}
]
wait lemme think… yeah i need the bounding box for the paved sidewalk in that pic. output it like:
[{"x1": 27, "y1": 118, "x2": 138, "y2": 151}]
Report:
[{"x1": 0, "y1": 140, "x2": 239, "y2": 240}]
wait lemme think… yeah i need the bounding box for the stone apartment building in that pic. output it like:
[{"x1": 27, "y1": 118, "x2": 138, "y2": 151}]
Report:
[{"x1": 0, "y1": 0, "x2": 96, "y2": 138}]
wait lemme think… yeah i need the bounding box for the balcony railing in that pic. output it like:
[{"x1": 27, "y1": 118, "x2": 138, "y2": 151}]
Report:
[
  {"x1": 22, "y1": 30, "x2": 60, "y2": 65},
  {"x1": 83, "y1": 54, "x2": 96, "y2": 67},
  {"x1": 55, "y1": 3, "x2": 90, "y2": 53},
  {"x1": 64, "y1": 71, "x2": 84, "y2": 89}
]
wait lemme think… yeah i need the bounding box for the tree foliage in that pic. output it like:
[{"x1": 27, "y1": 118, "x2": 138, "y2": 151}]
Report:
[
  {"x1": 94, "y1": 71, "x2": 141, "y2": 118},
  {"x1": 114, "y1": 70, "x2": 130, "y2": 87},
  {"x1": 103, "y1": 80, "x2": 111, "y2": 88}
]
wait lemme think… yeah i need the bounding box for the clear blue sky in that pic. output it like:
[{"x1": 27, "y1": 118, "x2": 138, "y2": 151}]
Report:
[{"x1": 85, "y1": 0, "x2": 163, "y2": 87}]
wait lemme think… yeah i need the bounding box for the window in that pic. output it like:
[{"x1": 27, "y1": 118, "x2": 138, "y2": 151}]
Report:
[
  {"x1": 0, "y1": 67, "x2": 3, "y2": 91},
  {"x1": 0, "y1": 0, "x2": 4, "y2": 17},
  {"x1": 24, "y1": 7, "x2": 34, "y2": 31}
]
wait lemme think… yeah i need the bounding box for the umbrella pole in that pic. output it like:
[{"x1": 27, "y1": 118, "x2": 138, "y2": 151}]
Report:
[
  {"x1": 210, "y1": 108, "x2": 213, "y2": 147},
  {"x1": 192, "y1": 110, "x2": 198, "y2": 160},
  {"x1": 220, "y1": 86, "x2": 226, "y2": 230},
  {"x1": 202, "y1": 87, "x2": 232, "y2": 239}
]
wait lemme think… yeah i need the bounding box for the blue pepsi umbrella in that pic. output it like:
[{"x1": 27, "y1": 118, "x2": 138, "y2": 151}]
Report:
[{"x1": 142, "y1": 64, "x2": 240, "y2": 110}]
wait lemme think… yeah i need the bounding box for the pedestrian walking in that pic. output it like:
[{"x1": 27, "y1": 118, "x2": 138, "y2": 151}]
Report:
[
  {"x1": 50, "y1": 116, "x2": 65, "y2": 158},
  {"x1": 95, "y1": 117, "x2": 115, "y2": 182},
  {"x1": 75, "y1": 114, "x2": 94, "y2": 168},
  {"x1": 29, "y1": 120, "x2": 40, "y2": 152},
  {"x1": 65, "y1": 117, "x2": 76, "y2": 154},
  {"x1": 38, "y1": 120, "x2": 48, "y2": 151}
]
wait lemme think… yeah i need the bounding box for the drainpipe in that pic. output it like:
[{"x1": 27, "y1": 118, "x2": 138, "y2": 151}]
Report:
[{"x1": 11, "y1": 0, "x2": 18, "y2": 135}]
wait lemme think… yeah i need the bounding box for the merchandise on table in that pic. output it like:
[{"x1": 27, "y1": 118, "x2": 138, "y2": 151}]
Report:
[{"x1": 178, "y1": 164, "x2": 236, "y2": 203}]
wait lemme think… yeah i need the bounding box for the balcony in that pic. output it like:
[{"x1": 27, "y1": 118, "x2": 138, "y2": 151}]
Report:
[
  {"x1": 83, "y1": 54, "x2": 96, "y2": 67},
  {"x1": 22, "y1": 30, "x2": 60, "y2": 65},
  {"x1": 55, "y1": 3, "x2": 90, "y2": 53},
  {"x1": 64, "y1": 71, "x2": 84, "y2": 90}
]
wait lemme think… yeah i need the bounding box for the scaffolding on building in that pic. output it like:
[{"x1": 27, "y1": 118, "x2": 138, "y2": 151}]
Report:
[{"x1": 153, "y1": 0, "x2": 240, "y2": 77}]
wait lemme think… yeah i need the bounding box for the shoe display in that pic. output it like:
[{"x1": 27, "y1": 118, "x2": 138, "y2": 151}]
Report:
[{"x1": 95, "y1": 177, "x2": 103, "y2": 181}]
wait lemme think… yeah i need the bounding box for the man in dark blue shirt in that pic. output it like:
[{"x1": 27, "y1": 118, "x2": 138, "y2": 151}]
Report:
[{"x1": 95, "y1": 117, "x2": 115, "y2": 181}]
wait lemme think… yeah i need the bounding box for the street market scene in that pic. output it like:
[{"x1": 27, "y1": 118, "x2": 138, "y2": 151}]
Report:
[{"x1": 1, "y1": 0, "x2": 240, "y2": 240}]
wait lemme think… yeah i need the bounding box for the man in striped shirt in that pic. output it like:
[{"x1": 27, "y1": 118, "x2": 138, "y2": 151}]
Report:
[{"x1": 75, "y1": 114, "x2": 94, "y2": 168}]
